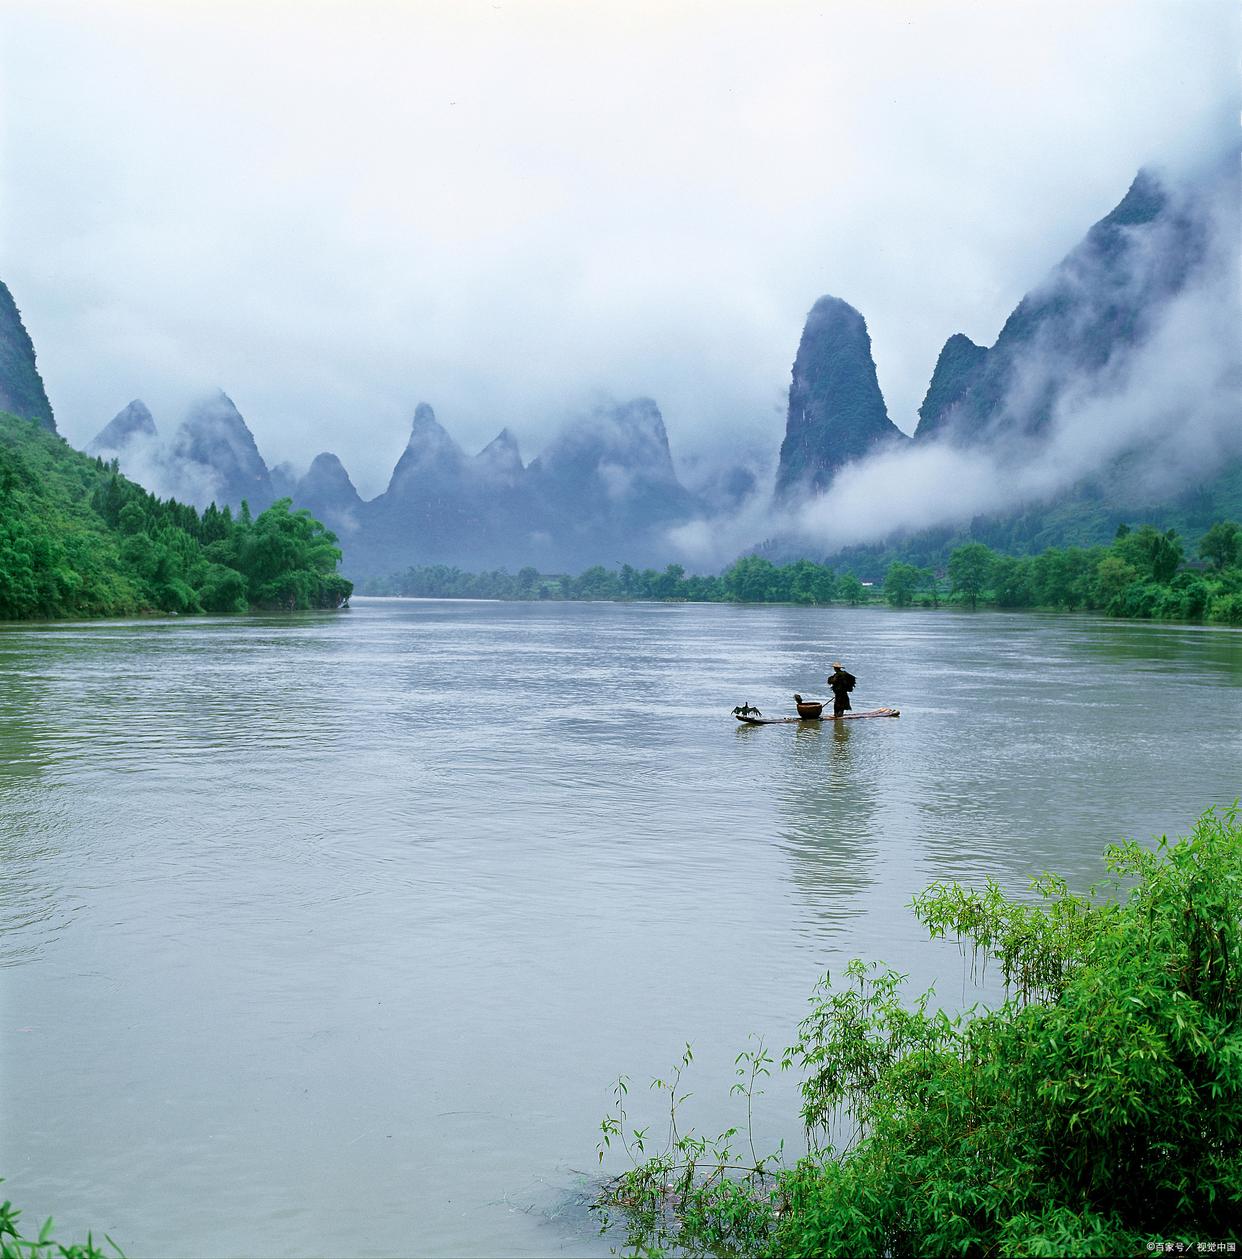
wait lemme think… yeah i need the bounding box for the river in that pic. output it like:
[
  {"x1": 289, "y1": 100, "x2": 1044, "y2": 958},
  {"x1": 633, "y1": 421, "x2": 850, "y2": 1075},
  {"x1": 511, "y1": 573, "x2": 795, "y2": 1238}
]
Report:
[{"x1": 1, "y1": 598, "x2": 1239, "y2": 1257}]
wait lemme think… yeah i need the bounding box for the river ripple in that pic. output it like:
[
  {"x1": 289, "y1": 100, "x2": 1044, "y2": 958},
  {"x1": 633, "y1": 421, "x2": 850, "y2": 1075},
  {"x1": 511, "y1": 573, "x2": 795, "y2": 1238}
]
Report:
[{"x1": 1, "y1": 599, "x2": 1239, "y2": 1256}]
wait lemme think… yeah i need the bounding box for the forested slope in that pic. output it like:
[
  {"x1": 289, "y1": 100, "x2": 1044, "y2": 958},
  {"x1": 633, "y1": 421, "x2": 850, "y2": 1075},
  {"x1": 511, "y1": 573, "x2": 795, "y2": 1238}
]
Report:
[{"x1": 0, "y1": 412, "x2": 351, "y2": 620}]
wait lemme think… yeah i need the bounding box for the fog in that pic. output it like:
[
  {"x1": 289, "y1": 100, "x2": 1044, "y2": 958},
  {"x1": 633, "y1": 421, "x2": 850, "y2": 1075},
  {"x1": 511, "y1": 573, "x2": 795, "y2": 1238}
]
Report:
[
  {"x1": 1, "y1": 0, "x2": 1236, "y2": 498},
  {"x1": 778, "y1": 171, "x2": 1242, "y2": 560}
]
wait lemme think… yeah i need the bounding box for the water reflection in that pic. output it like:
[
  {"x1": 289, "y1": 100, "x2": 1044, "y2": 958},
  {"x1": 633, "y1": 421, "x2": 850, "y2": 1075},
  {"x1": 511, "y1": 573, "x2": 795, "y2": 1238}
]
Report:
[
  {"x1": 0, "y1": 662, "x2": 76, "y2": 965},
  {"x1": 1074, "y1": 620, "x2": 1242, "y2": 679},
  {"x1": 1, "y1": 602, "x2": 1239, "y2": 1257},
  {"x1": 772, "y1": 719, "x2": 876, "y2": 935}
]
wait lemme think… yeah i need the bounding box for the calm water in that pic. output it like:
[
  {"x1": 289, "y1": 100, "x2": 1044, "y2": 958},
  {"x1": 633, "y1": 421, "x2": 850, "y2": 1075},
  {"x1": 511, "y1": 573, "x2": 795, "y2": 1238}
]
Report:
[{"x1": 2, "y1": 599, "x2": 1239, "y2": 1257}]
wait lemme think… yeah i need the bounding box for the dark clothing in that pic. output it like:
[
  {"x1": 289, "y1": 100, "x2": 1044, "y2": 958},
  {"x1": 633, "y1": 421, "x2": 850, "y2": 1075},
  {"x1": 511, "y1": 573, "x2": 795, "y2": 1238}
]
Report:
[{"x1": 828, "y1": 669, "x2": 856, "y2": 717}]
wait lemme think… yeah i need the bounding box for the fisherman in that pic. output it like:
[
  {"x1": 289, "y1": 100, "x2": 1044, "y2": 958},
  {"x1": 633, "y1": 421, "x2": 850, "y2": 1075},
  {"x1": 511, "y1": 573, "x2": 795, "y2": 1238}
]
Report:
[{"x1": 827, "y1": 661, "x2": 856, "y2": 718}]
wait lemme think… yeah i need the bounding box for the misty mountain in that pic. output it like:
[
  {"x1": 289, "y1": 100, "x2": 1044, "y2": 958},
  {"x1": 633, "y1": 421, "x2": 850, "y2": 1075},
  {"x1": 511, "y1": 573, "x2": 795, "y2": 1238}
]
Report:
[
  {"x1": 913, "y1": 164, "x2": 1220, "y2": 447},
  {"x1": 269, "y1": 461, "x2": 301, "y2": 500},
  {"x1": 773, "y1": 295, "x2": 908, "y2": 499},
  {"x1": 88, "y1": 390, "x2": 278, "y2": 514},
  {"x1": 170, "y1": 391, "x2": 275, "y2": 512},
  {"x1": 45, "y1": 149, "x2": 1241, "y2": 581},
  {"x1": 0, "y1": 281, "x2": 55, "y2": 433},
  {"x1": 791, "y1": 454, "x2": 1242, "y2": 582},
  {"x1": 88, "y1": 399, "x2": 158, "y2": 454},
  {"x1": 529, "y1": 397, "x2": 696, "y2": 524},
  {"x1": 342, "y1": 397, "x2": 701, "y2": 577},
  {"x1": 768, "y1": 151, "x2": 1241, "y2": 567},
  {"x1": 354, "y1": 404, "x2": 495, "y2": 575},
  {"x1": 292, "y1": 452, "x2": 364, "y2": 540},
  {"x1": 77, "y1": 385, "x2": 706, "y2": 575}
]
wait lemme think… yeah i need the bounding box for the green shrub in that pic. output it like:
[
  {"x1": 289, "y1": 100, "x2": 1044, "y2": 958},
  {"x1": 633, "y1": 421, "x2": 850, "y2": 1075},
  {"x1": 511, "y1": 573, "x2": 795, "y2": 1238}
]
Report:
[
  {"x1": 1209, "y1": 593, "x2": 1242, "y2": 626},
  {"x1": 0, "y1": 414, "x2": 351, "y2": 620},
  {"x1": 597, "y1": 806, "x2": 1242, "y2": 1257},
  {"x1": 0, "y1": 1185, "x2": 124, "y2": 1258}
]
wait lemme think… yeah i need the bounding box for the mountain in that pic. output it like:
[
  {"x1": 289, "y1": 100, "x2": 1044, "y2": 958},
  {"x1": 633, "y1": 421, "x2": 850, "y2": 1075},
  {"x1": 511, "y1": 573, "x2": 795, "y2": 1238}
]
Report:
[
  {"x1": 0, "y1": 409, "x2": 350, "y2": 619},
  {"x1": 88, "y1": 399, "x2": 158, "y2": 455},
  {"x1": 474, "y1": 427, "x2": 524, "y2": 483},
  {"x1": 87, "y1": 391, "x2": 279, "y2": 513},
  {"x1": 330, "y1": 396, "x2": 703, "y2": 578},
  {"x1": 86, "y1": 391, "x2": 279, "y2": 513},
  {"x1": 761, "y1": 152, "x2": 1240, "y2": 573},
  {"x1": 774, "y1": 295, "x2": 908, "y2": 499},
  {"x1": 269, "y1": 461, "x2": 301, "y2": 500},
  {"x1": 914, "y1": 335, "x2": 987, "y2": 439},
  {"x1": 529, "y1": 397, "x2": 695, "y2": 525},
  {"x1": 294, "y1": 452, "x2": 364, "y2": 540},
  {"x1": 523, "y1": 397, "x2": 700, "y2": 570},
  {"x1": 914, "y1": 164, "x2": 1220, "y2": 447},
  {"x1": 169, "y1": 390, "x2": 275, "y2": 511},
  {"x1": 356, "y1": 403, "x2": 487, "y2": 573},
  {"x1": 50, "y1": 152, "x2": 1236, "y2": 583},
  {"x1": 0, "y1": 282, "x2": 55, "y2": 432}
]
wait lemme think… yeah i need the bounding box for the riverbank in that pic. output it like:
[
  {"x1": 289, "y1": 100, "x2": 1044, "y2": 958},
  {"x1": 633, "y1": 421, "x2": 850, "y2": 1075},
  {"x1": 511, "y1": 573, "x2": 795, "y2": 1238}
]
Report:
[
  {"x1": 597, "y1": 805, "x2": 1242, "y2": 1257},
  {"x1": 362, "y1": 522, "x2": 1242, "y2": 626},
  {"x1": 0, "y1": 412, "x2": 352, "y2": 619}
]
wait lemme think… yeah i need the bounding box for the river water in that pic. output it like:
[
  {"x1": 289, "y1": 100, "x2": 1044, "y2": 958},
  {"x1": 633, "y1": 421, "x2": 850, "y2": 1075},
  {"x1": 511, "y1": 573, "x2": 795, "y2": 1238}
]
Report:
[{"x1": 1, "y1": 598, "x2": 1239, "y2": 1257}]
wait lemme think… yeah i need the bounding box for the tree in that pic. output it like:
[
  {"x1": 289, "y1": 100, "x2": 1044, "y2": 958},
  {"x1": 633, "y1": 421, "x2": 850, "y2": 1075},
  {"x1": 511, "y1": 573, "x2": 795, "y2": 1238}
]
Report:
[
  {"x1": 787, "y1": 559, "x2": 835, "y2": 605},
  {"x1": 574, "y1": 565, "x2": 618, "y2": 599},
  {"x1": 1116, "y1": 525, "x2": 1183, "y2": 584},
  {"x1": 652, "y1": 563, "x2": 686, "y2": 600},
  {"x1": 723, "y1": 555, "x2": 778, "y2": 603},
  {"x1": 1092, "y1": 553, "x2": 1139, "y2": 612},
  {"x1": 947, "y1": 542, "x2": 993, "y2": 609},
  {"x1": 883, "y1": 561, "x2": 921, "y2": 607},
  {"x1": 1031, "y1": 547, "x2": 1097, "y2": 610},
  {"x1": 837, "y1": 574, "x2": 866, "y2": 605},
  {"x1": 1199, "y1": 520, "x2": 1240, "y2": 571},
  {"x1": 991, "y1": 555, "x2": 1034, "y2": 608}
]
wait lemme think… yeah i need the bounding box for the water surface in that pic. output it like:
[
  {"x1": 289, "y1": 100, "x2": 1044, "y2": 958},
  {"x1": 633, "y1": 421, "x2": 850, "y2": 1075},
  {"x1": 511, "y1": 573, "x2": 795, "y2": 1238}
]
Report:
[{"x1": 2, "y1": 599, "x2": 1239, "y2": 1256}]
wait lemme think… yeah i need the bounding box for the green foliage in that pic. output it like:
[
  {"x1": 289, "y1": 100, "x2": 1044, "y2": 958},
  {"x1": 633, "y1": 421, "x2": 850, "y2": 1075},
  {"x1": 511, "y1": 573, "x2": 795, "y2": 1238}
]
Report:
[
  {"x1": 938, "y1": 527, "x2": 1240, "y2": 624},
  {"x1": 1200, "y1": 520, "x2": 1241, "y2": 571},
  {"x1": 1114, "y1": 525, "x2": 1184, "y2": 583},
  {"x1": 947, "y1": 541, "x2": 992, "y2": 609},
  {"x1": 597, "y1": 1042, "x2": 782, "y2": 1258},
  {"x1": 365, "y1": 515, "x2": 1242, "y2": 625},
  {"x1": 0, "y1": 413, "x2": 351, "y2": 620},
  {"x1": 0, "y1": 1184, "x2": 124, "y2": 1258},
  {"x1": 883, "y1": 561, "x2": 927, "y2": 608},
  {"x1": 835, "y1": 574, "x2": 867, "y2": 605},
  {"x1": 597, "y1": 806, "x2": 1242, "y2": 1257},
  {"x1": 723, "y1": 556, "x2": 783, "y2": 603}
]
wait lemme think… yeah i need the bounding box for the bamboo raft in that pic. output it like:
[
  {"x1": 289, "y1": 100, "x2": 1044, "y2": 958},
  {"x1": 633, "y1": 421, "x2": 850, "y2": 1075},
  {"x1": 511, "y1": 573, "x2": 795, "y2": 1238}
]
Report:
[{"x1": 735, "y1": 707, "x2": 900, "y2": 725}]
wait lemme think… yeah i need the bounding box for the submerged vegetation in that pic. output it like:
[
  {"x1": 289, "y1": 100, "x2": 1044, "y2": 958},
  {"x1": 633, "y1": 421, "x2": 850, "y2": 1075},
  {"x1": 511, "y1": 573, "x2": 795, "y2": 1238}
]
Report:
[
  {"x1": 0, "y1": 412, "x2": 351, "y2": 620},
  {"x1": 368, "y1": 520, "x2": 1242, "y2": 626},
  {"x1": 596, "y1": 806, "x2": 1242, "y2": 1257}
]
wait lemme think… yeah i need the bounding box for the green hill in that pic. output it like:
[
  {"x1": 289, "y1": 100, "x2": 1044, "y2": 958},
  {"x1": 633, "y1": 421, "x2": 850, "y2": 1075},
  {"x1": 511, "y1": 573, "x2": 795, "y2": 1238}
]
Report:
[
  {"x1": 0, "y1": 282, "x2": 55, "y2": 432},
  {"x1": 781, "y1": 457, "x2": 1242, "y2": 581},
  {"x1": 0, "y1": 411, "x2": 351, "y2": 620}
]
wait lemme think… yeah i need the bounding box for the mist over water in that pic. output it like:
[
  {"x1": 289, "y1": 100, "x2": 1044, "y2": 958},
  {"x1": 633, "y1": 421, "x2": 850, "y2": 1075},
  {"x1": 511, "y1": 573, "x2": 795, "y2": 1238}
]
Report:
[{"x1": 2, "y1": 600, "x2": 1239, "y2": 1256}]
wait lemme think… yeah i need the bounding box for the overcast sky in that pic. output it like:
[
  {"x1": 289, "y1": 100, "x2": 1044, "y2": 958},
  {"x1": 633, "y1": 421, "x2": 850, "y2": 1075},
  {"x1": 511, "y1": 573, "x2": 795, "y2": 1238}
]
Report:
[{"x1": 1, "y1": 0, "x2": 1236, "y2": 496}]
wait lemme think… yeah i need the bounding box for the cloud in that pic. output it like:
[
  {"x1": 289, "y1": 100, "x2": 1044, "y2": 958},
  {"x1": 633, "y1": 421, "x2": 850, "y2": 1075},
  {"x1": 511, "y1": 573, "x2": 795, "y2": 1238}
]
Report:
[
  {"x1": 1, "y1": 0, "x2": 1237, "y2": 498},
  {"x1": 91, "y1": 426, "x2": 228, "y2": 511},
  {"x1": 783, "y1": 177, "x2": 1241, "y2": 557}
]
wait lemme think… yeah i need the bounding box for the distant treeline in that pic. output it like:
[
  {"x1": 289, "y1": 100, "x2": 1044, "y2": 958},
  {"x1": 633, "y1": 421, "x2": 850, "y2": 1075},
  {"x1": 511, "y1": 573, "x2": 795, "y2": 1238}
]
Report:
[
  {"x1": 0, "y1": 412, "x2": 352, "y2": 620},
  {"x1": 367, "y1": 521, "x2": 1242, "y2": 626}
]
